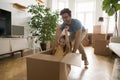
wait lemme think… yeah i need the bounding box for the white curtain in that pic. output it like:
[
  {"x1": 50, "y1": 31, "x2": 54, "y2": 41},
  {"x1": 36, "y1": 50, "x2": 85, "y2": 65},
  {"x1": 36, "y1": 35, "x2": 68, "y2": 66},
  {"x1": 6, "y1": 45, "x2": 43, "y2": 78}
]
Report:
[{"x1": 118, "y1": 11, "x2": 120, "y2": 37}]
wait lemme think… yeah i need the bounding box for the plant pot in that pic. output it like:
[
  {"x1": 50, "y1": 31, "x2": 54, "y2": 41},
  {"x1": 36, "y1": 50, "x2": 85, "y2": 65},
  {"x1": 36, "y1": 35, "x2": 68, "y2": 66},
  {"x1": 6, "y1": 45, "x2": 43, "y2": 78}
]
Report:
[{"x1": 40, "y1": 42, "x2": 46, "y2": 51}]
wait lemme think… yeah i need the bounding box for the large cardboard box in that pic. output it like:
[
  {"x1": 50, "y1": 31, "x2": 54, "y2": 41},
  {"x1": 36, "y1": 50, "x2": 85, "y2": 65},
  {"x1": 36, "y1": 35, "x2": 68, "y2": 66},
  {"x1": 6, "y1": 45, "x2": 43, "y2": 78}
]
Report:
[{"x1": 26, "y1": 52, "x2": 81, "y2": 80}]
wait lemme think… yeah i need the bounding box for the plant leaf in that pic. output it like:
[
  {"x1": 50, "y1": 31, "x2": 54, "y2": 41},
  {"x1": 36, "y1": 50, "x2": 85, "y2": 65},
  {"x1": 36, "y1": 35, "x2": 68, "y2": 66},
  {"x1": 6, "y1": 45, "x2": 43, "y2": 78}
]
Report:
[
  {"x1": 108, "y1": 7, "x2": 116, "y2": 16},
  {"x1": 110, "y1": 0, "x2": 118, "y2": 4},
  {"x1": 115, "y1": 3, "x2": 120, "y2": 10},
  {"x1": 102, "y1": 0, "x2": 111, "y2": 10},
  {"x1": 28, "y1": 4, "x2": 59, "y2": 42}
]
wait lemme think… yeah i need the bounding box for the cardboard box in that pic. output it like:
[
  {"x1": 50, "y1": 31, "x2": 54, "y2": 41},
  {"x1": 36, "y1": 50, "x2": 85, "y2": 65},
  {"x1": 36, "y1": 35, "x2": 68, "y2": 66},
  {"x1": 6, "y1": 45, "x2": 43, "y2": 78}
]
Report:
[
  {"x1": 93, "y1": 25, "x2": 101, "y2": 33},
  {"x1": 94, "y1": 40, "x2": 112, "y2": 56},
  {"x1": 26, "y1": 52, "x2": 81, "y2": 80},
  {"x1": 82, "y1": 34, "x2": 89, "y2": 46},
  {"x1": 92, "y1": 34, "x2": 106, "y2": 47}
]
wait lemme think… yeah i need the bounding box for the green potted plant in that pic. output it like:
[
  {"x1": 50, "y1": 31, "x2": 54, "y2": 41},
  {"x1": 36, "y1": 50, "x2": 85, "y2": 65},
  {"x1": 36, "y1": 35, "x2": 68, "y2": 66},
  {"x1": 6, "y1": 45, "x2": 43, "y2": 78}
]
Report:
[
  {"x1": 102, "y1": 0, "x2": 120, "y2": 37},
  {"x1": 28, "y1": 4, "x2": 59, "y2": 50}
]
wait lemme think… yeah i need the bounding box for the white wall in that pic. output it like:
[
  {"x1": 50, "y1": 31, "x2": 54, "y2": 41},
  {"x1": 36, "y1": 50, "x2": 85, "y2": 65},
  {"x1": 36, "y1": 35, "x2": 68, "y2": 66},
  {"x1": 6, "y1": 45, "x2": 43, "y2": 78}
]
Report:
[
  {"x1": 0, "y1": 0, "x2": 36, "y2": 25},
  {"x1": 0, "y1": 0, "x2": 47, "y2": 37},
  {"x1": 95, "y1": 0, "x2": 103, "y2": 24},
  {"x1": 46, "y1": 0, "x2": 53, "y2": 9}
]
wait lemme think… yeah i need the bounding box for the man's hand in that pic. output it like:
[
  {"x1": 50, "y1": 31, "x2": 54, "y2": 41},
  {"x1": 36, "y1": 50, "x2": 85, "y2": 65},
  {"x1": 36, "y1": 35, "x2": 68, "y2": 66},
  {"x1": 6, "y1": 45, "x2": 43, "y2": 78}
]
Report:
[{"x1": 65, "y1": 25, "x2": 69, "y2": 31}]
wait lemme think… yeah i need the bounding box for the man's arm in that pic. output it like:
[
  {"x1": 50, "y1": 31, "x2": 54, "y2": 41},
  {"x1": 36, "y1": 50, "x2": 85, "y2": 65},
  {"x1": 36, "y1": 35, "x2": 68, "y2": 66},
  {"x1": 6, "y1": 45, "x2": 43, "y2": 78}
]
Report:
[{"x1": 72, "y1": 29, "x2": 82, "y2": 52}]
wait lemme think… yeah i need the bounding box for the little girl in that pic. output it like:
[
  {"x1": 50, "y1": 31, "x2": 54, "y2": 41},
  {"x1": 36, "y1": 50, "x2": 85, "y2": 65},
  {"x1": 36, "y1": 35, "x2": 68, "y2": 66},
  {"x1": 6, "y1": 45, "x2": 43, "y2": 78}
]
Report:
[
  {"x1": 53, "y1": 26, "x2": 71, "y2": 79},
  {"x1": 54, "y1": 26, "x2": 71, "y2": 56}
]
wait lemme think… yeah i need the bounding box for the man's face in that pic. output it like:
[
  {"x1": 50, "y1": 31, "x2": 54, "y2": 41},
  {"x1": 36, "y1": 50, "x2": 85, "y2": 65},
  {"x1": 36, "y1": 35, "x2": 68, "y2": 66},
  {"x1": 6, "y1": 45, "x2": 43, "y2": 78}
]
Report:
[{"x1": 61, "y1": 13, "x2": 71, "y2": 25}]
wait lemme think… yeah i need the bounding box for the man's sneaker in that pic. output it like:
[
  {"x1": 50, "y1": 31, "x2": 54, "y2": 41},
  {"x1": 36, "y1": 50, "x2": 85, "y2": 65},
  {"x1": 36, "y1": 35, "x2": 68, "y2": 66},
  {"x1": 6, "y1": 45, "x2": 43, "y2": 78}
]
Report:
[
  {"x1": 84, "y1": 60, "x2": 89, "y2": 69},
  {"x1": 85, "y1": 65, "x2": 88, "y2": 69},
  {"x1": 84, "y1": 60, "x2": 89, "y2": 65}
]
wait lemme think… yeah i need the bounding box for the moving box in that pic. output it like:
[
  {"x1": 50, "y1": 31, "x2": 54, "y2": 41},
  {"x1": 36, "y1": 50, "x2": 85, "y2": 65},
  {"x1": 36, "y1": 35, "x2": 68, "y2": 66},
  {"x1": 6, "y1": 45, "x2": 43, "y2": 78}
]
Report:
[{"x1": 26, "y1": 51, "x2": 81, "y2": 80}]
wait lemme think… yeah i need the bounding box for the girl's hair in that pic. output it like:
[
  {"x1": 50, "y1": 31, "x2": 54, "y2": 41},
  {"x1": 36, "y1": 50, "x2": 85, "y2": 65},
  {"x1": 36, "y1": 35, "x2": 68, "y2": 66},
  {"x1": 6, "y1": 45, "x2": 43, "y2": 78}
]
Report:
[
  {"x1": 60, "y1": 8, "x2": 71, "y2": 16},
  {"x1": 60, "y1": 35, "x2": 65, "y2": 40},
  {"x1": 59, "y1": 35, "x2": 72, "y2": 52}
]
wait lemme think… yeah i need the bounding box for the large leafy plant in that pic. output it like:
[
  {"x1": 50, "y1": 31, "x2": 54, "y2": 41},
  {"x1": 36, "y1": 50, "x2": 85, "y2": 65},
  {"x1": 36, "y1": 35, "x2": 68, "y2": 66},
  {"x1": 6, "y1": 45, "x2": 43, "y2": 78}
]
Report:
[
  {"x1": 28, "y1": 4, "x2": 59, "y2": 43},
  {"x1": 102, "y1": 0, "x2": 120, "y2": 36}
]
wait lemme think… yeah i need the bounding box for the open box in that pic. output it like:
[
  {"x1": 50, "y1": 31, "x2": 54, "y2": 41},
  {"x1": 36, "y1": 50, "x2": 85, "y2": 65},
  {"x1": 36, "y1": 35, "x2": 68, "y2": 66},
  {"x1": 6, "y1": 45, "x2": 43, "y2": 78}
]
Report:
[{"x1": 26, "y1": 50, "x2": 81, "y2": 80}]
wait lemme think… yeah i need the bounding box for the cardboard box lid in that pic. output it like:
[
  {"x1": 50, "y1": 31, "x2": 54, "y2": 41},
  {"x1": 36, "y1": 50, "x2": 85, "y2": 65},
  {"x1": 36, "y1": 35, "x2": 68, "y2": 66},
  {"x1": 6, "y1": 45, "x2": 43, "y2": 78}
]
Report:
[
  {"x1": 27, "y1": 53, "x2": 81, "y2": 67},
  {"x1": 61, "y1": 53, "x2": 81, "y2": 67}
]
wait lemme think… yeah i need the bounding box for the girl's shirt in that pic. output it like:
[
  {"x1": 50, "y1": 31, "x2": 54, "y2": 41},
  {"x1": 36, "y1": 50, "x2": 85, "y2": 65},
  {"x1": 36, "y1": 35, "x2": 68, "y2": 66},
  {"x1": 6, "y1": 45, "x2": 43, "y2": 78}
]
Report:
[{"x1": 54, "y1": 44, "x2": 71, "y2": 57}]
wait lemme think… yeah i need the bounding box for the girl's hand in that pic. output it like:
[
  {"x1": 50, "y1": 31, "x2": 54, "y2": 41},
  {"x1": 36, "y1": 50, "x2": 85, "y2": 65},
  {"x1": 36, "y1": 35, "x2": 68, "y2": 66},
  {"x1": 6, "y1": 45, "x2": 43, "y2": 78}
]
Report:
[
  {"x1": 65, "y1": 25, "x2": 69, "y2": 31},
  {"x1": 56, "y1": 24, "x2": 61, "y2": 29}
]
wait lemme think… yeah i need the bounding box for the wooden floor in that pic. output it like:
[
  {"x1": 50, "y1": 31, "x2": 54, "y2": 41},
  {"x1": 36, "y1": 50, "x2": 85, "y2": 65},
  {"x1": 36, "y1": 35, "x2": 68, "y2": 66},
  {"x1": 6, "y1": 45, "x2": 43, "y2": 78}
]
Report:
[{"x1": 0, "y1": 47, "x2": 114, "y2": 80}]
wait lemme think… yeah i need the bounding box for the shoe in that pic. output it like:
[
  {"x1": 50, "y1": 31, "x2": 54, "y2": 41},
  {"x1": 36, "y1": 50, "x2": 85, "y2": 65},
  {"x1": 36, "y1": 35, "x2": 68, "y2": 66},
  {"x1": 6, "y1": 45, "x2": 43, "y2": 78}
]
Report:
[
  {"x1": 85, "y1": 65, "x2": 88, "y2": 69},
  {"x1": 84, "y1": 60, "x2": 89, "y2": 69},
  {"x1": 84, "y1": 60, "x2": 89, "y2": 65}
]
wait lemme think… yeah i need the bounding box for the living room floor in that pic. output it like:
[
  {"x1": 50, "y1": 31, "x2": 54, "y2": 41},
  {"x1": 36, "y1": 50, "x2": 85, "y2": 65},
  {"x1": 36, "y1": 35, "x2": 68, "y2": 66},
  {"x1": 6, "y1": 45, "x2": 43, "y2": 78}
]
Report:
[{"x1": 0, "y1": 46, "x2": 114, "y2": 80}]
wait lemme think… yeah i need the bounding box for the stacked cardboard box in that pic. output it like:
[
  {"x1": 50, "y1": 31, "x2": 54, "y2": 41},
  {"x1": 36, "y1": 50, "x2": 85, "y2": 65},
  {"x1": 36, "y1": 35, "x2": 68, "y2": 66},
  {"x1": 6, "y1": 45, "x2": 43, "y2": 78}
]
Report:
[
  {"x1": 93, "y1": 25, "x2": 101, "y2": 33},
  {"x1": 82, "y1": 34, "x2": 89, "y2": 46},
  {"x1": 94, "y1": 40, "x2": 112, "y2": 56},
  {"x1": 92, "y1": 34, "x2": 106, "y2": 48},
  {"x1": 82, "y1": 29, "x2": 89, "y2": 46},
  {"x1": 92, "y1": 24, "x2": 112, "y2": 56}
]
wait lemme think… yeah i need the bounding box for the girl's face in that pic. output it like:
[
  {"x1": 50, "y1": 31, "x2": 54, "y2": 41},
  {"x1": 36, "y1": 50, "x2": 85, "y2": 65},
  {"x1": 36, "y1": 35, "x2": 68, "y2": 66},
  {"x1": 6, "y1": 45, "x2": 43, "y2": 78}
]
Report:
[{"x1": 59, "y1": 38, "x2": 65, "y2": 48}]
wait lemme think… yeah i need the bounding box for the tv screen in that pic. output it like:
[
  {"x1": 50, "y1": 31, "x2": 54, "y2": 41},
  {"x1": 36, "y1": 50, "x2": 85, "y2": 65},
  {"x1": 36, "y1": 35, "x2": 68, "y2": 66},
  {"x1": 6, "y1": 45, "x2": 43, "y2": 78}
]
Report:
[
  {"x1": 0, "y1": 9, "x2": 11, "y2": 37},
  {"x1": 0, "y1": 18, "x2": 5, "y2": 36}
]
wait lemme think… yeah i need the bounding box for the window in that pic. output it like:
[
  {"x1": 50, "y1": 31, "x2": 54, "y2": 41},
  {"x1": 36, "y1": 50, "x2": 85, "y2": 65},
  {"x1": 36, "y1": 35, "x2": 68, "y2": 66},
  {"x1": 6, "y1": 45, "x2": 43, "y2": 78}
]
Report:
[
  {"x1": 52, "y1": 0, "x2": 96, "y2": 33},
  {"x1": 75, "y1": 1, "x2": 95, "y2": 33},
  {"x1": 57, "y1": 0, "x2": 68, "y2": 23},
  {"x1": 57, "y1": 0, "x2": 68, "y2": 11},
  {"x1": 103, "y1": 12, "x2": 115, "y2": 33}
]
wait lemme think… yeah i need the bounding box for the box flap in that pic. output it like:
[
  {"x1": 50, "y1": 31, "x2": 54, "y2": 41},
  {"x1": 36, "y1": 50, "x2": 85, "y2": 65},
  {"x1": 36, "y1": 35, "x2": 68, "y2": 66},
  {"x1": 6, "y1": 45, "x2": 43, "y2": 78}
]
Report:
[
  {"x1": 61, "y1": 53, "x2": 81, "y2": 67},
  {"x1": 26, "y1": 54, "x2": 63, "y2": 62}
]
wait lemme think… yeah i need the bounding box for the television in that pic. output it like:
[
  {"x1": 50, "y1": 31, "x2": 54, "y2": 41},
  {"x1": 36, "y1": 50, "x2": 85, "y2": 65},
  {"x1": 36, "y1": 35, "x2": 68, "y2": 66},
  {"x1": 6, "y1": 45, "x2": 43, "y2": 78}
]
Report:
[{"x1": 0, "y1": 9, "x2": 11, "y2": 37}]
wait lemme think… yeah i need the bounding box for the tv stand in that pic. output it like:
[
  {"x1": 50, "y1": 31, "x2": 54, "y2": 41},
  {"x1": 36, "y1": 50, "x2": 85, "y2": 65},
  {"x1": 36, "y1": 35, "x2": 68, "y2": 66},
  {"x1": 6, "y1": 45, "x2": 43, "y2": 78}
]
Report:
[
  {"x1": 0, "y1": 35, "x2": 20, "y2": 38},
  {"x1": 0, "y1": 38, "x2": 28, "y2": 56}
]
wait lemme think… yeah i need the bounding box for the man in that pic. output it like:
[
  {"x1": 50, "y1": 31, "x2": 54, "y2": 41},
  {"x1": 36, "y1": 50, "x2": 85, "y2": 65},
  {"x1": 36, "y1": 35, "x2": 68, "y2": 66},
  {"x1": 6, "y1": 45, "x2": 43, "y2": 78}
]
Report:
[{"x1": 54, "y1": 8, "x2": 89, "y2": 68}]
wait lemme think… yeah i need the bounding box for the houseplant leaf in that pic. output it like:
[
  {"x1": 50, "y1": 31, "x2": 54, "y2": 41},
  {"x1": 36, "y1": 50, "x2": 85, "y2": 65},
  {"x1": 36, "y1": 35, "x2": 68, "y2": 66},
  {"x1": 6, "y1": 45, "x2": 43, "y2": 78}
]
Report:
[
  {"x1": 102, "y1": 0, "x2": 120, "y2": 36},
  {"x1": 28, "y1": 4, "x2": 59, "y2": 50}
]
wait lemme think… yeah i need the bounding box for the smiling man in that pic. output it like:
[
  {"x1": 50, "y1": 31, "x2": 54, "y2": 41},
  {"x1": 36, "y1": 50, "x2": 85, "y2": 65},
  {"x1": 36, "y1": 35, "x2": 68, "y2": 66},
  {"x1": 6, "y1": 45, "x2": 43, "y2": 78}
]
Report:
[{"x1": 54, "y1": 8, "x2": 89, "y2": 68}]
